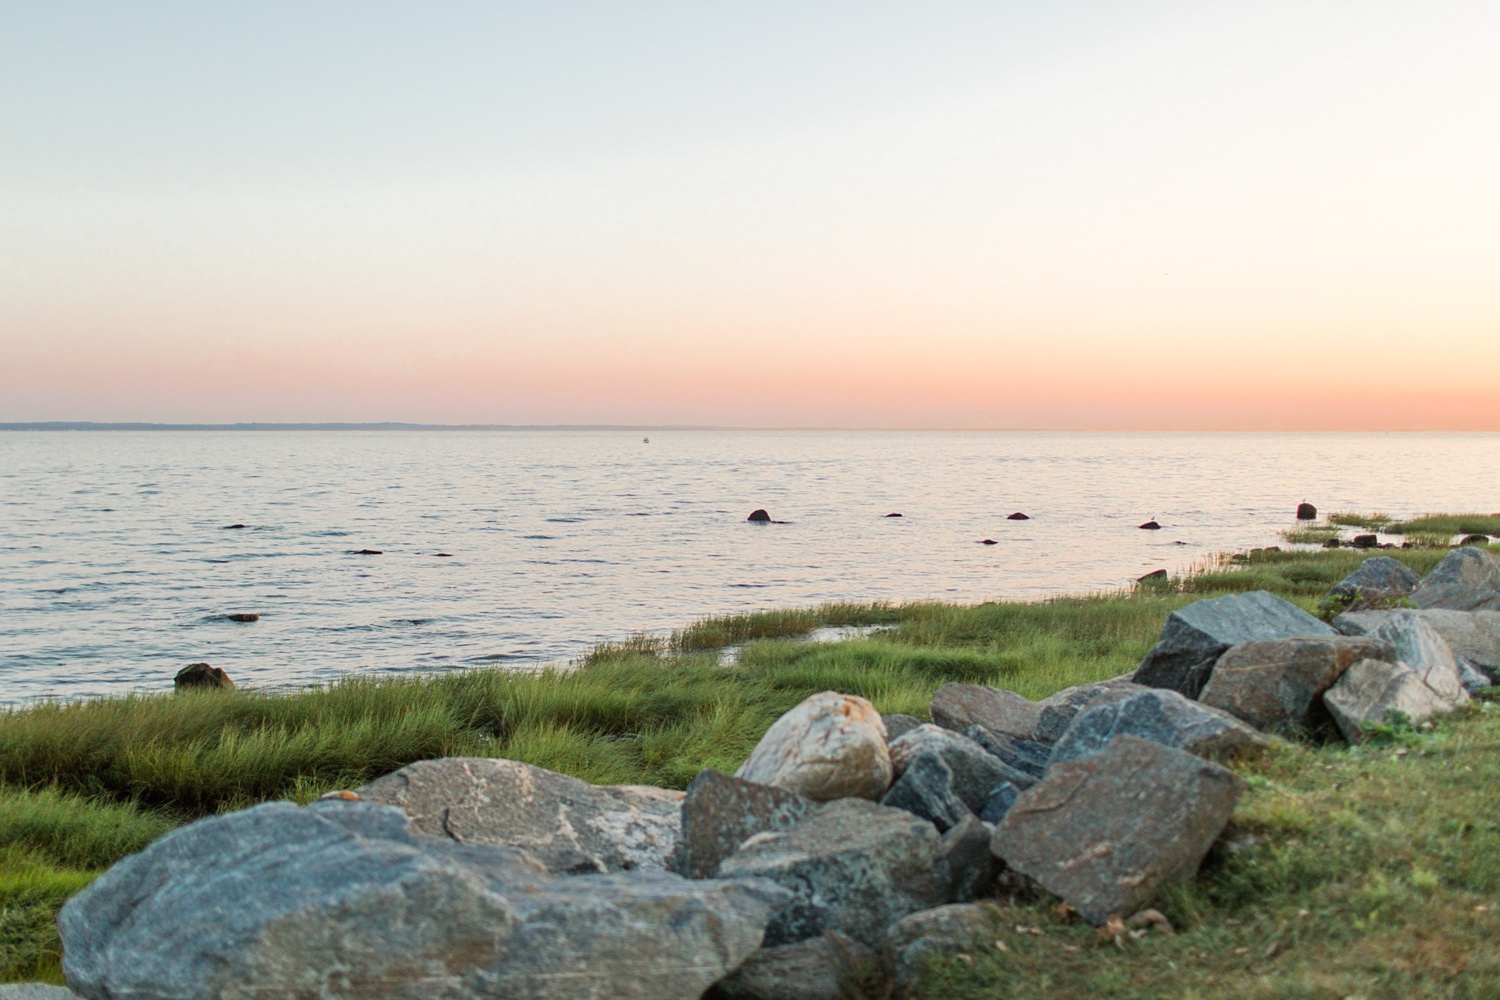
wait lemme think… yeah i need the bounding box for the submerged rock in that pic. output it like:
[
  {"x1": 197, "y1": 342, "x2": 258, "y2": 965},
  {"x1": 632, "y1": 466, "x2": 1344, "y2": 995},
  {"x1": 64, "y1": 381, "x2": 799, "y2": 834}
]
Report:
[
  {"x1": 1137, "y1": 569, "x2": 1169, "y2": 584},
  {"x1": 173, "y1": 662, "x2": 233, "y2": 691},
  {"x1": 747, "y1": 509, "x2": 772, "y2": 522},
  {"x1": 358, "y1": 757, "x2": 684, "y2": 874},
  {"x1": 1139, "y1": 520, "x2": 1162, "y2": 530},
  {"x1": 1007, "y1": 512, "x2": 1030, "y2": 520},
  {"x1": 59, "y1": 800, "x2": 787, "y2": 1000},
  {"x1": 736, "y1": 692, "x2": 892, "y2": 802},
  {"x1": 717, "y1": 798, "x2": 950, "y2": 947},
  {"x1": 991, "y1": 735, "x2": 1245, "y2": 924},
  {"x1": 1133, "y1": 590, "x2": 1336, "y2": 699}
]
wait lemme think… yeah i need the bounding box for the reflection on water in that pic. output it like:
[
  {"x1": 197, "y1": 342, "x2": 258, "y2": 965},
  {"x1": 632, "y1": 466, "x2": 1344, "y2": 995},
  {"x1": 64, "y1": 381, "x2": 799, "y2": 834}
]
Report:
[{"x1": 0, "y1": 430, "x2": 1495, "y2": 702}]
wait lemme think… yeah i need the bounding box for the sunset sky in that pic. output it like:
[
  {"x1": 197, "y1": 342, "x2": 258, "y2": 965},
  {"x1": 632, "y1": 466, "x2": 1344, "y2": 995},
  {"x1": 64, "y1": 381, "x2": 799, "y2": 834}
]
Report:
[{"x1": 3, "y1": 2, "x2": 1497, "y2": 428}]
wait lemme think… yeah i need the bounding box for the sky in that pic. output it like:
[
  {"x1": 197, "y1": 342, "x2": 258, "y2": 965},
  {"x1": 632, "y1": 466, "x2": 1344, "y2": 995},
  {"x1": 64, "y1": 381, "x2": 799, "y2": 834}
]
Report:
[{"x1": 2, "y1": 1, "x2": 1498, "y2": 429}]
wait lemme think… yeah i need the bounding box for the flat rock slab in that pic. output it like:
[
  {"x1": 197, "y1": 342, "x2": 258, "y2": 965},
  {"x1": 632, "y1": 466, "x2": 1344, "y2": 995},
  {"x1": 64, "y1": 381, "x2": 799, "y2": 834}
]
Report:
[
  {"x1": 1198, "y1": 636, "x2": 1396, "y2": 736},
  {"x1": 358, "y1": 757, "x2": 683, "y2": 873},
  {"x1": 1320, "y1": 556, "x2": 1421, "y2": 611},
  {"x1": 888, "y1": 724, "x2": 1036, "y2": 806},
  {"x1": 708, "y1": 932, "x2": 872, "y2": 1000},
  {"x1": 717, "y1": 798, "x2": 950, "y2": 947},
  {"x1": 59, "y1": 800, "x2": 788, "y2": 1000},
  {"x1": 1033, "y1": 680, "x2": 1149, "y2": 744},
  {"x1": 929, "y1": 683, "x2": 1041, "y2": 740},
  {"x1": 991, "y1": 735, "x2": 1245, "y2": 925},
  {"x1": 682, "y1": 769, "x2": 816, "y2": 878},
  {"x1": 1324, "y1": 657, "x2": 1465, "y2": 743},
  {"x1": 1336, "y1": 608, "x2": 1500, "y2": 682},
  {"x1": 1049, "y1": 688, "x2": 1273, "y2": 768},
  {"x1": 1133, "y1": 590, "x2": 1336, "y2": 699},
  {"x1": 737, "y1": 692, "x2": 893, "y2": 801}
]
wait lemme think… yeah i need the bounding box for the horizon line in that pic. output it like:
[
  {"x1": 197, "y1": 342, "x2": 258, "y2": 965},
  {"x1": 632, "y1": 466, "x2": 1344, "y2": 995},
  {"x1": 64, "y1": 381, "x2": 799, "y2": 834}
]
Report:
[{"x1": 3, "y1": 422, "x2": 1498, "y2": 434}]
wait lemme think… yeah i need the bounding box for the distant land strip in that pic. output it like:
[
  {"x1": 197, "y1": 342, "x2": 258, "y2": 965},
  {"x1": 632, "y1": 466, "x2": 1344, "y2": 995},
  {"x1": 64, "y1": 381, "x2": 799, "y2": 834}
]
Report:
[{"x1": 0, "y1": 422, "x2": 727, "y2": 432}]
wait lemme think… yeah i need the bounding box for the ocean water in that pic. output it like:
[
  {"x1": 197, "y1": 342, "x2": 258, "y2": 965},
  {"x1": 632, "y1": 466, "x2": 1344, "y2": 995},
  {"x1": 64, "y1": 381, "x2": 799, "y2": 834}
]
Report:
[{"x1": 1, "y1": 430, "x2": 1496, "y2": 703}]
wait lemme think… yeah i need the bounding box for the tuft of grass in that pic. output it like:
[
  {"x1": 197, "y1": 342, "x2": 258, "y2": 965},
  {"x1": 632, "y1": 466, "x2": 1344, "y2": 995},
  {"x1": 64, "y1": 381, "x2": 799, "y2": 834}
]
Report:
[
  {"x1": 1329, "y1": 512, "x2": 1394, "y2": 530},
  {"x1": 1389, "y1": 514, "x2": 1500, "y2": 538},
  {"x1": 669, "y1": 602, "x2": 898, "y2": 651},
  {"x1": 1281, "y1": 525, "x2": 1339, "y2": 545}
]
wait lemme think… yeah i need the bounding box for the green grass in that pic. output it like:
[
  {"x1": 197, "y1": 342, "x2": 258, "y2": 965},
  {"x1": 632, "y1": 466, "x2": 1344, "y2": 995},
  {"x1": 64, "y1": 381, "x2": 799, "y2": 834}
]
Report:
[
  {"x1": 1281, "y1": 525, "x2": 1339, "y2": 545},
  {"x1": 1329, "y1": 512, "x2": 1394, "y2": 530},
  {"x1": 0, "y1": 542, "x2": 1482, "y2": 988},
  {"x1": 1389, "y1": 514, "x2": 1500, "y2": 539}
]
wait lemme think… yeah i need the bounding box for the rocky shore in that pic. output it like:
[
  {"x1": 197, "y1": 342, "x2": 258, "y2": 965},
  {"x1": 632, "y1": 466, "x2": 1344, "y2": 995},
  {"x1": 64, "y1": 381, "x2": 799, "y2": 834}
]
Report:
[{"x1": 28, "y1": 546, "x2": 1500, "y2": 999}]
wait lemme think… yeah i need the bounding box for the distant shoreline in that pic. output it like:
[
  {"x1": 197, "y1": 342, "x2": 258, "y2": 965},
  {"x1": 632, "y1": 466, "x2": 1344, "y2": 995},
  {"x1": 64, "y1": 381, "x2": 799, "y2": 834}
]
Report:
[{"x1": 0, "y1": 421, "x2": 724, "y2": 432}]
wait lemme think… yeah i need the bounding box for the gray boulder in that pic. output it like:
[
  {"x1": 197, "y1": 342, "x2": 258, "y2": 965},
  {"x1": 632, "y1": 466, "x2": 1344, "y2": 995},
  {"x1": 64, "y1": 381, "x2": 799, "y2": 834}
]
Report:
[
  {"x1": 1419, "y1": 546, "x2": 1500, "y2": 591},
  {"x1": 1459, "y1": 658, "x2": 1491, "y2": 694},
  {"x1": 978, "y1": 782, "x2": 1021, "y2": 824},
  {"x1": 929, "y1": 683, "x2": 1041, "y2": 740},
  {"x1": 940, "y1": 814, "x2": 1000, "y2": 902},
  {"x1": 0, "y1": 987, "x2": 82, "y2": 1000},
  {"x1": 59, "y1": 800, "x2": 789, "y2": 1000},
  {"x1": 717, "y1": 798, "x2": 950, "y2": 947},
  {"x1": 1323, "y1": 657, "x2": 1466, "y2": 743},
  {"x1": 879, "y1": 749, "x2": 971, "y2": 832},
  {"x1": 991, "y1": 735, "x2": 1245, "y2": 924},
  {"x1": 961, "y1": 724, "x2": 1051, "y2": 779},
  {"x1": 1327, "y1": 612, "x2": 1468, "y2": 706},
  {"x1": 708, "y1": 932, "x2": 873, "y2": 1000},
  {"x1": 1319, "y1": 556, "x2": 1421, "y2": 611},
  {"x1": 681, "y1": 769, "x2": 816, "y2": 879},
  {"x1": 1197, "y1": 636, "x2": 1396, "y2": 736},
  {"x1": 883, "y1": 903, "x2": 1001, "y2": 999},
  {"x1": 1033, "y1": 679, "x2": 1149, "y2": 744},
  {"x1": 1133, "y1": 590, "x2": 1337, "y2": 698},
  {"x1": 888, "y1": 724, "x2": 1037, "y2": 805},
  {"x1": 1335, "y1": 608, "x2": 1500, "y2": 683},
  {"x1": 357, "y1": 757, "x2": 682, "y2": 873},
  {"x1": 1408, "y1": 583, "x2": 1500, "y2": 612},
  {"x1": 882, "y1": 714, "x2": 925, "y2": 741},
  {"x1": 1049, "y1": 688, "x2": 1273, "y2": 768}
]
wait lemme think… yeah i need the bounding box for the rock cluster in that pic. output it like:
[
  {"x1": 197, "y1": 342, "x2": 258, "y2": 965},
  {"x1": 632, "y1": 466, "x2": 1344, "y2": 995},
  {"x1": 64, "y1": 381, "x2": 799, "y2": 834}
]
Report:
[{"x1": 54, "y1": 553, "x2": 1494, "y2": 998}]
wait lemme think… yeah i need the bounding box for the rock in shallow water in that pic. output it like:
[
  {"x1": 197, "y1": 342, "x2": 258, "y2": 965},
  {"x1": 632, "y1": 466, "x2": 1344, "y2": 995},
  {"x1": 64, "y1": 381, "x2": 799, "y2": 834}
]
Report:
[
  {"x1": 736, "y1": 692, "x2": 893, "y2": 802},
  {"x1": 991, "y1": 735, "x2": 1245, "y2": 925},
  {"x1": 59, "y1": 800, "x2": 787, "y2": 1000},
  {"x1": 173, "y1": 662, "x2": 233, "y2": 691},
  {"x1": 358, "y1": 757, "x2": 684, "y2": 874},
  {"x1": 1133, "y1": 590, "x2": 1337, "y2": 699}
]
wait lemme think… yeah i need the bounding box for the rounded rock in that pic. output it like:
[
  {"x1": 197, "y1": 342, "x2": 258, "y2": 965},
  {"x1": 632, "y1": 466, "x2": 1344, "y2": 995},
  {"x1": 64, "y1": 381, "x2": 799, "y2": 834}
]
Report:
[{"x1": 736, "y1": 692, "x2": 893, "y2": 801}]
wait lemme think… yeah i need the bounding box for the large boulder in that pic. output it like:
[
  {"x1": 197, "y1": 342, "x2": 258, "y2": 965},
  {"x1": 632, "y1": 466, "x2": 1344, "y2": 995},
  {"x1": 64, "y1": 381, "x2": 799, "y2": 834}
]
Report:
[
  {"x1": 1319, "y1": 556, "x2": 1421, "y2": 612},
  {"x1": 1336, "y1": 608, "x2": 1500, "y2": 683},
  {"x1": 887, "y1": 724, "x2": 1037, "y2": 807},
  {"x1": 737, "y1": 692, "x2": 893, "y2": 801},
  {"x1": 883, "y1": 903, "x2": 1001, "y2": 999},
  {"x1": 717, "y1": 798, "x2": 950, "y2": 947},
  {"x1": 1323, "y1": 658, "x2": 1466, "y2": 743},
  {"x1": 681, "y1": 770, "x2": 816, "y2": 879},
  {"x1": 1408, "y1": 583, "x2": 1500, "y2": 612},
  {"x1": 357, "y1": 757, "x2": 682, "y2": 874},
  {"x1": 1325, "y1": 613, "x2": 1469, "y2": 706},
  {"x1": 929, "y1": 684, "x2": 1041, "y2": 740},
  {"x1": 1419, "y1": 546, "x2": 1500, "y2": 591},
  {"x1": 1197, "y1": 636, "x2": 1396, "y2": 736},
  {"x1": 879, "y1": 749, "x2": 971, "y2": 832},
  {"x1": 59, "y1": 800, "x2": 788, "y2": 1000},
  {"x1": 1048, "y1": 688, "x2": 1273, "y2": 768},
  {"x1": 1133, "y1": 591, "x2": 1337, "y2": 699},
  {"x1": 707, "y1": 932, "x2": 873, "y2": 1000},
  {"x1": 991, "y1": 735, "x2": 1245, "y2": 925},
  {"x1": 1032, "y1": 680, "x2": 1149, "y2": 744}
]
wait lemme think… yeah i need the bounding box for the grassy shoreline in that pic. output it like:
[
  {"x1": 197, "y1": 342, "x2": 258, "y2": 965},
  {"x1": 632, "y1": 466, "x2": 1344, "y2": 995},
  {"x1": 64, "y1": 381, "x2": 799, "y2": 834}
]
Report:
[{"x1": 2, "y1": 544, "x2": 1495, "y2": 994}]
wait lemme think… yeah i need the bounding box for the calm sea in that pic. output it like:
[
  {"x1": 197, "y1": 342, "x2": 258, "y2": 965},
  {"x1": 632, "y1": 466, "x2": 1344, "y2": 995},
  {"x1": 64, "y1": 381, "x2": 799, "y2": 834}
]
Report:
[{"x1": 1, "y1": 431, "x2": 1495, "y2": 702}]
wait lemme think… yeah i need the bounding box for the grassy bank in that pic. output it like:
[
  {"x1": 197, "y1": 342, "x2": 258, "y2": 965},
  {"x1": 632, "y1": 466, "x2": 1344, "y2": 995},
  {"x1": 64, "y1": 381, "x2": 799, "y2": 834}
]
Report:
[{"x1": 0, "y1": 545, "x2": 1484, "y2": 992}]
